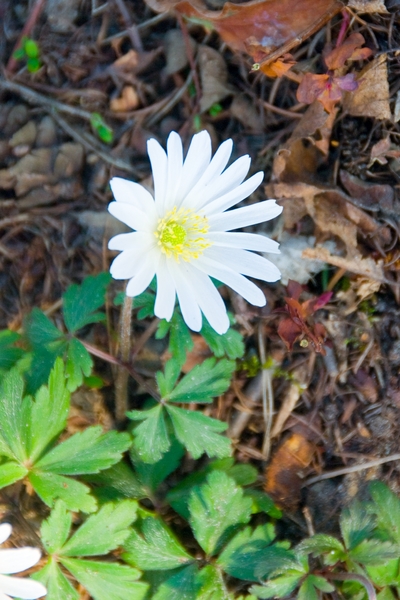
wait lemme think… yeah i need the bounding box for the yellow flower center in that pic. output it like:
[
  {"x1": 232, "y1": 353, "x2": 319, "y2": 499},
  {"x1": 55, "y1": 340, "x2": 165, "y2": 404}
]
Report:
[{"x1": 155, "y1": 206, "x2": 210, "y2": 262}]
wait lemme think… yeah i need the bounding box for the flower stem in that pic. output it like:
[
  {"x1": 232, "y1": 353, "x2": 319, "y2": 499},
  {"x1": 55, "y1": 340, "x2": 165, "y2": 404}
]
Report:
[{"x1": 115, "y1": 293, "x2": 133, "y2": 423}]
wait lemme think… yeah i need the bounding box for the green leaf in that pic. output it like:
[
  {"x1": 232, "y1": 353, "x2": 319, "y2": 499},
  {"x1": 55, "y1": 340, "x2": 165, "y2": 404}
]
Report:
[
  {"x1": 196, "y1": 565, "x2": 231, "y2": 600},
  {"x1": 366, "y1": 558, "x2": 400, "y2": 586},
  {"x1": 297, "y1": 533, "x2": 345, "y2": 560},
  {"x1": 128, "y1": 405, "x2": 170, "y2": 463},
  {"x1": 297, "y1": 577, "x2": 318, "y2": 600},
  {"x1": 167, "y1": 405, "x2": 231, "y2": 460},
  {"x1": 41, "y1": 501, "x2": 72, "y2": 554},
  {"x1": 24, "y1": 38, "x2": 39, "y2": 58},
  {"x1": 65, "y1": 338, "x2": 93, "y2": 391},
  {"x1": 61, "y1": 557, "x2": 147, "y2": 600},
  {"x1": 156, "y1": 312, "x2": 193, "y2": 368},
  {"x1": 25, "y1": 346, "x2": 65, "y2": 395},
  {"x1": 62, "y1": 272, "x2": 110, "y2": 333},
  {"x1": 250, "y1": 574, "x2": 302, "y2": 599},
  {"x1": 61, "y1": 500, "x2": 137, "y2": 556},
  {"x1": 370, "y1": 481, "x2": 400, "y2": 544},
  {"x1": 152, "y1": 564, "x2": 199, "y2": 600},
  {"x1": 167, "y1": 358, "x2": 235, "y2": 403},
  {"x1": 201, "y1": 318, "x2": 244, "y2": 360},
  {"x1": 123, "y1": 517, "x2": 193, "y2": 570},
  {"x1": 35, "y1": 559, "x2": 79, "y2": 600},
  {"x1": 0, "y1": 461, "x2": 28, "y2": 487},
  {"x1": 156, "y1": 359, "x2": 182, "y2": 398},
  {"x1": 340, "y1": 502, "x2": 375, "y2": 550},
  {"x1": 0, "y1": 368, "x2": 26, "y2": 461},
  {"x1": 188, "y1": 471, "x2": 252, "y2": 556},
  {"x1": 83, "y1": 461, "x2": 144, "y2": 502},
  {"x1": 29, "y1": 470, "x2": 97, "y2": 513},
  {"x1": 25, "y1": 358, "x2": 70, "y2": 462},
  {"x1": 0, "y1": 330, "x2": 23, "y2": 369},
  {"x1": 90, "y1": 114, "x2": 114, "y2": 145},
  {"x1": 24, "y1": 308, "x2": 63, "y2": 346},
  {"x1": 377, "y1": 588, "x2": 397, "y2": 600},
  {"x1": 349, "y1": 538, "x2": 399, "y2": 565},
  {"x1": 218, "y1": 524, "x2": 286, "y2": 581},
  {"x1": 131, "y1": 438, "x2": 184, "y2": 495},
  {"x1": 27, "y1": 56, "x2": 41, "y2": 72},
  {"x1": 35, "y1": 427, "x2": 131, "y2": 474},
  {"x1": 245, "y1": 489, "x2": 282, "y2": 517}
]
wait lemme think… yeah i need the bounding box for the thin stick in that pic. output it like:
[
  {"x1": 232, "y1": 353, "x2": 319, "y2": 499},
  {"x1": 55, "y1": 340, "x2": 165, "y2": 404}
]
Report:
[
  {"x1": 115, "y1": 293, "x2": 133, "y2": 422},
  {"x1": 323, "y1": 572, "x2": 376, "y2": 600},
  {"x1": 259, "y1": 324, "x2": 273, "y2": 460},
  {"x1": 305, "y1": 453, "x2": 400, "y2": 486}
]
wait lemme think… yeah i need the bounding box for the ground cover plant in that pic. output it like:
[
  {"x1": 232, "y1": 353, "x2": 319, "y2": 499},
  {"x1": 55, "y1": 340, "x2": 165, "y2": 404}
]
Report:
[{"x1": 0, "y1": 0, "x2": 400, "y2": 599}]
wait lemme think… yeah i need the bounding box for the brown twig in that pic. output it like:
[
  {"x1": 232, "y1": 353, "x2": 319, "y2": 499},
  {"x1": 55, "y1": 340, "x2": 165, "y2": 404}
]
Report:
[
  {"x1": 305, "y1": 453, "x2": 400, "y2": 486},
  {"x1": 323, "y1": 572, "x2": 376, "y2": 600},
  {"x1": 115, "y1": 293, "x2": 133, "y2": 423}
]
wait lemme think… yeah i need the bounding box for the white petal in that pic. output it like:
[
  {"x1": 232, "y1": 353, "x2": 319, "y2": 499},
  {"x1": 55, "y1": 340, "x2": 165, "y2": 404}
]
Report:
[
  {"x1": 196, "y1": 255, "x2": 266, "y2": 306},
  {"x1": 0, "y1": 574, "x2": 46, "y2": 599},
  {"x1": 186, "y1": 268, "x2": 230, "y2": 334},
  {"x1": 0, "y1": 592, "x2": 11, "y2": 600},
  {"x1": 108, "y1": 231, "x2": 153, "y2": 251},
  {"x1": 164, "y1": 132, "x2": 183, "y2": 212},
  {"x1": 108, "y1": 202, "x2": 155, "y2": 232},
  {"x1": 207, "y1": 231, "x2": 280, "y2": 253},
  {"x1": 187, "y1": 152, "x2": 250, "y2": 210},
  {"x1": 205, "y1": 247, "x2": 281, "y2": 282},
  {"x1": 147, "y1": 138, "x2": 168, "y2": 212},
  {"x1": 110, "y1": 239, "x2": 156, "y2": 279},
  {"x1": 204, "y1": 171, "x2": 263, "y2": 216},
  {"x1": 0, "y1": 525, "x2": 12, "y2": 545},
  {"x1": 209, "y1": 200, "x2": 283, "y2": 231},
  {"x1": 184, "y1": 138, "x2": 233, "y2": 203},
  {"x1": 110, "y1": 178, "x2": 155, "y2": 211},
  {"x1": 169, "y1": 262, "x2": 202, "y2": 331},
  {"x1": 125, "y1": 250, "x2": 159, "y2": 297},
  {"x1": 176, "y1": 131, "x2": 212, "y2": 206},
  {"x1": 0, "y1": 548, "x2": 41, "y2": 574},
  {"x1": 154, "y1": 257, "x2": 176, "y2": 321}
]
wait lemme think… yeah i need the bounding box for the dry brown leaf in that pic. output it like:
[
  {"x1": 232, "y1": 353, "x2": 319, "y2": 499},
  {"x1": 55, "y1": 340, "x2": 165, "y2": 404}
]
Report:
[
  {"x1": 271, "y1": 382, "x2": 303, "y2": 438},
  {"x1": 302, "y1": 246, "x2": 386, "y2": 282},
  {"x1": 343, "y1": 54, "x2": 391, "y2": 120},
  {"x1": 348, "y1": 0, "x2": 388, "y2": 12},
  {"x1": 110, "y1": 86, "x2": 140, "y2": 112},
  {"x1": 230, "y1": 94, "x2": 262, "y2": 131},
  {"x1": 198, "y1": 45, "x2": 232, "y2": 113},
  {"x1": 264, "y1": 433, "x2": 316, "y2": 510},
  {"x1": 369, "y1": 137, "x2": 400, "y2": 166},
  {"x1": 163, "y1": 29, "x2": 196, "y2": 74}
]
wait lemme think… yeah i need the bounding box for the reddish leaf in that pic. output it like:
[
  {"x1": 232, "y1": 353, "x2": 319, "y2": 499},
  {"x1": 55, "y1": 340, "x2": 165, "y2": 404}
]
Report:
[
  {"x1": 260, "y1": 54, "x2": 296, "y2": 78},
  {"x1": 277, "y1": 317, "x2": 303, "y2": 351},
  {"x1": 324, "y1": 32, "x2": 372, "y2": 70}
]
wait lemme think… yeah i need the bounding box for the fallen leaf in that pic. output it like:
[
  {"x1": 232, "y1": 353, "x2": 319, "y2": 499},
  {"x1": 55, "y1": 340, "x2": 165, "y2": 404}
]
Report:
[
  {"x1": 198, "y1": 45, "x2": 232, "y2": 112},
  {"x1": 369, "y1": 137, "x2": 400, "y2": 166},
  {"x1": 348, "y1": 0, "x2": 388, "y2": 12},
  {"x1": 260, "y1": 54, "x2": 296, "y2": 77},
  {"x1": 110, "y1": 86, "x2": 140, "y2": 112},
  {"x1": 343, "y1": 54, "x2": 391, "y2": 120},
  {"x1": 324, "y1": 32, "x2": 372, "y2": 70},
  {"x1": 264, "y1": 432, "x2": 316, "y2": 510},
  {"x1": 340, "y1": 169, "x2": 394, "y2": 212},
  {"x1": 163, "y1": 28, "x2": 196, "y2": 75},
  {"x1": 302, "y1": 246, "x2": 386, "y2": 282}
]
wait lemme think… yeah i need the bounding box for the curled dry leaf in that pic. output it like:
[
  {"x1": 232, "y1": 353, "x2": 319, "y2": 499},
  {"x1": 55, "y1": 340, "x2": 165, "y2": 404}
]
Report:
[
  {"x1": 369, "y1": 137, "x2": 400, "y2": 167},
  {"x1": 348, "y1": 0, "x2": 389, "y2": 12},
  {"x1": 110, "y1": 86, "x2": 140, "y2": 112},
  {"x1": 343, "y1": 54, "x2": 391, "y2": 120},
  {"x1": 303, "y1": 246, "x2": 386, "y2": 282},
  {"x1": 198, "y1": 45, "x2": 232, "y2": 113},
  {"x1": 264, "y1": 432, "x2": 316, "y2": 510},
  {"x1": 144, "y1": 0, "x2": 343, "y2": 66}
]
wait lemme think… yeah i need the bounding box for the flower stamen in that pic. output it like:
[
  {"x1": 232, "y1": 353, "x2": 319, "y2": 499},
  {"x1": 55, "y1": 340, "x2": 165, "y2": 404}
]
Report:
[{"x1": 155, "y1": 206, "x2": 210, "y2": 262}]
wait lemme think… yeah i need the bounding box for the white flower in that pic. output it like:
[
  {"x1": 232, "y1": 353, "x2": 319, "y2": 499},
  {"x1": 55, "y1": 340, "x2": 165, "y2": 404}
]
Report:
[
  {"x1": 0, "y1": 523, "x2": 46, "y2": 599},
  {"x1": 108, "y1": 130, "x2": 282, "y2": 334}
]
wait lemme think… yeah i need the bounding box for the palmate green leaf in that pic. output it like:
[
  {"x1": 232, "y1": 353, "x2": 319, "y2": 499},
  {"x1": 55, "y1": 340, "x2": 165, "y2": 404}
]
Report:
[
  {"x1": 152, "y1": 564, "x2": 199, "y2": 600},
  {"x1": 128, "y1": 405, "x2": 171, "y2": 463},
  {"x1": 156, "y1": 359, "x2": 182, "y2": 397},
  {"x1": 297, "y1": 576, "x2": 319, "y2": 600},
  {"x1": 349, "y1": 538, "x2": 399, "y2": 565},
  {"x1": 61, "y1": 500, "x2": 137, "y2": 556},
  {"x1": 0, "y1": 461, "x2": 28, "y2": 487},
  {"x1": 217, "y1": 524, "x2": 282, "y2": 581},
  {"x1": 41, "y1": 501, "x2": 72, "y2": 554},
  {"x1": 370, "y1": 481, "x2": 400, "y2": 544},
  {"x1": 167, "y1": 405, "x2": 231, "y2": 460},
  {"x1": 166, "y1": 358, "x2": 235, "y2": 403},
  {"x1": 167, "y1": 458, "x2": 257, "y2": 520},
  {"x1": 297, "y1": 533, "x2": 345, "y2": 559},
  {"x1": 123, "y1": 517, "x2": 193, "y2": 570},
  {"x1": 0, "y1": 330, "x2": 24, "y2": 369},
  {"x1": 340, "y1": 502, "x2": 375, "y2": 551},
  {"x1": 24, "y1": 308, "x2": 63, "y2": 346},
  {"x1": 35, "y1": 559, "x2": 79, "y2": 600},
  {"x1": 366, "y1": 558, "x2": 400, "y2": 586},
  {"x1": 377, "y1": 588, "x2": 397, "y2": 600},
  {"x1": 201, "y1": 317, "x2": 245, "y2": 360},
  {"x1": 34, "y1": 426, "x2": 131, "y2": 474},
  {"x1": 131, "y1": 438, "x2": 184, "y2": 495},
  {"x1": 245, "y1": 489, "x2": 282, "y2": 518},
  {"x1": 83, "y1": 461, "x2": 145, "y2": 502},
  {"x1": 61, "y1": 557, "x2": 148, "y2": 600},
  {"x1": 25, "y1": 358, "x2": 70, "y2": 462},
  {"x1": 65, "y1": 338, "x2": 93, "y2": 392},
  {"x1": 62, "y1": 272, "x2": 111, "y2": 333},
  {"x1": 25, "y1": 345, "x2": 65, "y2": 395},
  {"x1": 250, "y1": 574, "x2": 302, "y2": 599},
  {"x1": 188, "y1": 471, "x2": 252, "y2": 556},
  {"x1": 29, "y1": 470, "x2": 97, "y2": 513},
  {"x1": 196, "y1": 565, "x2": 232, "y2": 600},
  {"x1": 156, "y1": 312, "x2": 194, "y2": 368},
  {"x1": 307, "y1": 575, "x2": 335, "y2": 593}
]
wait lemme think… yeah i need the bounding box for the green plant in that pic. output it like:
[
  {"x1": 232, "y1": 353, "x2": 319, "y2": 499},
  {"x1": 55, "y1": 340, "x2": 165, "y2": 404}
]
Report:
[{"x1": 13, "y1": 36, "x2": 41, "y2": 72}]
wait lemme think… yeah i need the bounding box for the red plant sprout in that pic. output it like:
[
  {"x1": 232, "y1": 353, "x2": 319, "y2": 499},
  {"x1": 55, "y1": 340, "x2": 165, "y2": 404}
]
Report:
[
  {"x1": 297, "y1": 30, "x2": 373, "y2": 112},
  {"x1": 276, "y1": 281, "x2": 333, "y2": 354}
]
